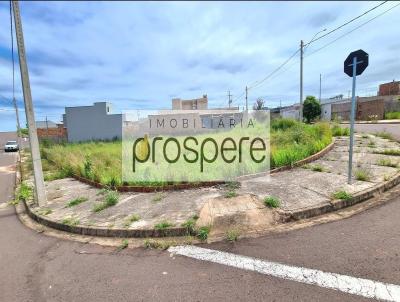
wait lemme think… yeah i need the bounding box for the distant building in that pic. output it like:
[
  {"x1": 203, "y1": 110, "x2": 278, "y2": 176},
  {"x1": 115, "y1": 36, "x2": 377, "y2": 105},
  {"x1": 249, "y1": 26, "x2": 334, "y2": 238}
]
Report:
[
  {"x1": 379, "y1": 80, "x2": 400, "y2": 96},
  {"x1": 280, "y1": 104, "x2": 300, "y2": 120},
  {"x1": 63, "y1": 102, "x2": 125, "y2": 142},
  {"x1": 35, "y1": 120, "x2": 58, "y2": 129},
  {"x1": 172, "y1": 95, "x2": 208, "y2": 110}
]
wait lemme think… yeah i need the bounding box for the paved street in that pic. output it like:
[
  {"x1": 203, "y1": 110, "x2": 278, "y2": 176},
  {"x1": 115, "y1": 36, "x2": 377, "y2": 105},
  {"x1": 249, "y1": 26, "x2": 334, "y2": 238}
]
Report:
[
  {"x1": 348, "y1": 123, "x2": 400, "y2": 141},
  {"x1": 1, "y1": 137, "x2": 400, "y2": 301}
]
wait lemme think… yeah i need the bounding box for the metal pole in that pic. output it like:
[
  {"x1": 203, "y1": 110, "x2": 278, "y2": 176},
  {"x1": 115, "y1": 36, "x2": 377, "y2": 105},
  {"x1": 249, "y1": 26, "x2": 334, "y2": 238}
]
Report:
[
  {"x1": 12, "y1": 0, "x2": 46, "y2": 205},
  {"x1": 348, "y1": 56, "x2": 357, "y2": 184},
  {"x1": 299, "y1": 40, "x2": 304, "y2": 122},
  {"x1": 319, "y1": 74, "x2": 322, "y2": 102},
  {"x1": 245, "y1": 86, "x2": 248, "y2": 111}
]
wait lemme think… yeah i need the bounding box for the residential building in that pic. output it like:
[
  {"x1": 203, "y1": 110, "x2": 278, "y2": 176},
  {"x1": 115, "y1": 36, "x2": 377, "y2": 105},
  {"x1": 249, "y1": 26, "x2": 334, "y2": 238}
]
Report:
[
  {"x1": 172, "y1": 95, "x2": 208, "y2": 110},
  {"x1": 379, "y1": 80, "x2": 400, "y2": 96},
  {"x1": 280, "y1": 104, "x2": 300, "y2": 120},
  {"x1": 63, "y1": 102, "x2": 125, "y2": 142}
]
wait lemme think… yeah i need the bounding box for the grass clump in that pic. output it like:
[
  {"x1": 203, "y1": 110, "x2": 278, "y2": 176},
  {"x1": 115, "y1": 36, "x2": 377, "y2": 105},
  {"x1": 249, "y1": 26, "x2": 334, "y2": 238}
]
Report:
[
  {"x1": 62, "y1": 217, "x2": 80, "y2": 226},
  {"x1": 93, "y1": 190, "x2": 119, "y2": 212},
  {"x1": 310, "y1": 164, "x2": 324, "y2": 172},
  {"x1": 197, "y1": 226, "x2": 210, "y2": 241},
  {"x1": 37, "y1": 208, "x2": 52, "y2": 216},
  {"x1": 333, "y1": 190, "x2": 352, "y2": 201},
  {"x1": 374, "y1": 149, "x2": 400, "y2": 156},
  {"x1": 123, "y1": 214, "x2": 140, "y2": 228},
  {"x1": 117, "y1": 239, "x2": 129, "y2": 251},
  {"x1": 16, "y1": 182, "x2": 33, "y2": 202},
  {"x1": 377, "y1": 158, "x2": 398, "y2": 168},
  {"x1": 375, "y1": 132, "x2": 393, "y2": 140},
  {"x1": 331, "y1": 124, "x2": 350, "y2": 137},
  {"x1": 181, "y1": 216, "x2": 198, "y2": 234},
  {"x1": 152, "y1": 192, "x2": 164, "y2": 203},
  {"x1": 367, "y1": 141, "x2": 376, "y2": 148},
  {"x1": 224, "y1": 190, "x2": 237, "y2": 198},
  {"x1": 354, "y1": 168, "x2": 371, "y2": 181},
  {"x1": 226, "y1": 229, "x2": 240, "y2": 242},
  {"x1": 154, "y1": 220, "x2": 174, "y2": 230},
  {"x1": 264, "y1": 196, "x2": 280, "y2": 208},
  {"x1": 67, "y1": 197, "x2": 88, "y2": 207},
  {"x1": 144, "y1": 238, "x2": 181, "y2": 250}
]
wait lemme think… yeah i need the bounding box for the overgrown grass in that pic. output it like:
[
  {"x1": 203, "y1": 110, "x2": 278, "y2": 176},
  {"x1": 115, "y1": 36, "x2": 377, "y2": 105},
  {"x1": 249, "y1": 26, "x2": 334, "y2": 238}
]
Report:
[
  {"x1": 377, "y1": 158, "x2": 398, "y2": 168},
  {"x1": 333, "y1": 190, "x2": 352, "y2": 201},
  {"x1": 264, "y1": 196, "x2": 280, "y2": 208},
  {"x1": 67, "y1": 197, "x2": 88, "y2": 207},
  {"x1": 40, "y1": 120, "x2": 332, "y2": 185},
  {"x1": 92, "y1": 190, "x2": 119, "y2": 212}
]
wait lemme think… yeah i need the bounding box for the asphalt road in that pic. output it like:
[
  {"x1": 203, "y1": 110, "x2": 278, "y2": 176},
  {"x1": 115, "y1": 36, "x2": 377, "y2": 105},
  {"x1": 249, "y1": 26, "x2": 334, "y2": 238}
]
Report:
[
  {"x1": 1, "y1": 138, "x2": 400, "y2": 301},
  {"x1": 350, "y1": 123, "x2": 400, "y2": 141}
]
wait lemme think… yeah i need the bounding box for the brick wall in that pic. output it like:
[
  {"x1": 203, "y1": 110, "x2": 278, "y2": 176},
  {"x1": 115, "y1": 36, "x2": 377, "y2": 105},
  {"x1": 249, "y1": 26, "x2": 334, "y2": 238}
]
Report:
[{"x1": 37, "y1": 125, "x2": 67, "y2": 142}]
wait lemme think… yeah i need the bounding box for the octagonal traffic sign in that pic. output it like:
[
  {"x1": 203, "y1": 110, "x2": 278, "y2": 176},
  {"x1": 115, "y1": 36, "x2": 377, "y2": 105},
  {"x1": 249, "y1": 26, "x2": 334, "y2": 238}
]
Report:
[{"x1": 344, "y1": 49, "x2": 369, "y2": 77}]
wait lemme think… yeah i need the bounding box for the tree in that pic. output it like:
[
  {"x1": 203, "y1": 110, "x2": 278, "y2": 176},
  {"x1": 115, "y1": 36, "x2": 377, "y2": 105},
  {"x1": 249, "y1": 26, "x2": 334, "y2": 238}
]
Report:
[
  {"x1": 253, "y1": 98, "x2": 264, "y2": 110},
  {"x1": 303, "y1": 96, "x2": 321, "y2": 123}
]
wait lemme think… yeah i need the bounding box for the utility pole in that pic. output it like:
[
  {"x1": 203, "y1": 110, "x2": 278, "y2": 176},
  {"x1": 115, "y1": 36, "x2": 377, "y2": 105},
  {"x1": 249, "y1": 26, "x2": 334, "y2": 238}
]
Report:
[
  {"x1": 319, "y1": 73, "x2": 322, "y2": 102},
  {"x1": 45, "y1": 116, "x2": 49, "y2": 138},
  {"x1": 12, "y1": 0, "x2": 46, "y2": 206},
  {"x1": 228, "y1": 90, "x2": 232, "y2": 108},
  {"x1": 245, "y1": 86, "x2": 248, "y2": 111},
  {"x1": 299, "y1": 40, "x2": 304, "y2": 122}
]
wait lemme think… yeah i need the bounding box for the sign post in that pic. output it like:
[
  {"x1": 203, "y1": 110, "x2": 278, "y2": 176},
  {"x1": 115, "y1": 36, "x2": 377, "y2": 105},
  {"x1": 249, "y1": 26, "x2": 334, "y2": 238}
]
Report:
[{"x1": 344, "y1": 49, "x2": 369, "y2": 184}]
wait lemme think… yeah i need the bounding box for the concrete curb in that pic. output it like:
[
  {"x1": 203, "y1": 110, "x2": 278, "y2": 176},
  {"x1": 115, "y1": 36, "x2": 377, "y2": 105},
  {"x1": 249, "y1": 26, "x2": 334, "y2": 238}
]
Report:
[
  {"x1": 279, "y1": 171, "x2": 400, "y2": 222},
  {"x1": 21, "y1": 200, "x2": 194, "y2": 238}
]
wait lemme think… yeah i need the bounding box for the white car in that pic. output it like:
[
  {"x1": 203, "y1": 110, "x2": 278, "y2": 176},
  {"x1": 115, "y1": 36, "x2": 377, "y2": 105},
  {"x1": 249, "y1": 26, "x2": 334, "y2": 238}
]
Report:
[{"x1": 4, "y1": 140, "x2": 19, "y2": 152}]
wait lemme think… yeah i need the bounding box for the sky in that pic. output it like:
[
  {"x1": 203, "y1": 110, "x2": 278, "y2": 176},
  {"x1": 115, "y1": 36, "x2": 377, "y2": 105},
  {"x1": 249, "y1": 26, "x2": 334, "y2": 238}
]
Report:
[{"x1": 0, "y1": 1, "x2": 399, "y2": 131}]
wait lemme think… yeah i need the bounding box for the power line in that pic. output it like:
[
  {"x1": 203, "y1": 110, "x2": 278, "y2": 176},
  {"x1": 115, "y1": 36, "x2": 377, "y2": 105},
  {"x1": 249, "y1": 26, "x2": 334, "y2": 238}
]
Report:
[
  {"x1": 304, "y1": 1, "x2": 388, "y2": 47},
  {"x1": 306, "y1": 2, "x2": 400, "y2": 58}
]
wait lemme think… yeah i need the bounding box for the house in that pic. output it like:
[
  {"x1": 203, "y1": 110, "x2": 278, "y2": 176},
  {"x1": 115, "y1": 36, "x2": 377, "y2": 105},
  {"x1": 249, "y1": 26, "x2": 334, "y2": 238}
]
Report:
[
  {"x1": 35, "y1": 120, "x2": 67, "y2": 142},
  {"x1": 280, "y1": 104, "x2": 300, "y2": 120},
  {"x1": 379, "y1": 80, "x2": 400, "y2": 96},
  {"x1": 172, "y1": 95, "x2": 208, "y2": 110},
  {"x1": 63, "y1": 102, "x2": 125, "y2": 142}
]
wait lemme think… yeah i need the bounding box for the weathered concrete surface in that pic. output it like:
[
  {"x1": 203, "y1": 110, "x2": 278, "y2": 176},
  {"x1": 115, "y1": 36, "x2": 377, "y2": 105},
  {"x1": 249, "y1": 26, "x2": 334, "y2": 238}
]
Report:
[{"x1": 30, "y1": 134, "x2": 400, "y2": 237}]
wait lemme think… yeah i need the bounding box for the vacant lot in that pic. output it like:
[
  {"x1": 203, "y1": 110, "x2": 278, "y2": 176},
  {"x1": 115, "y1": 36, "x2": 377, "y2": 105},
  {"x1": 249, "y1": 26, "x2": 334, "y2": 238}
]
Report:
[{"x1": 38, "y1": 119, "x2": 332, "y2": 186}]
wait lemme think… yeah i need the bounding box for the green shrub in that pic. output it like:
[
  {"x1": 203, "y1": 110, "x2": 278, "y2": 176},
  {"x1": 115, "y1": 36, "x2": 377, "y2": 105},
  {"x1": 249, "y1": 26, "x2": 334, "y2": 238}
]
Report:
[
  {"x1": 333, "y1": 191, "x2": 352, "y2": 201},
  {"x1": 385, "y1": 111, "x2": 400, "y2": 120},
  {"x1": 197, "y1": 226, "x2": 210, "y2": 241},
  {"x1": 182, "y1": 218, "x2": 196, "y2": 234},
  {"x1": 264, "y1": 196, "x2": 280, "y2": 208}
]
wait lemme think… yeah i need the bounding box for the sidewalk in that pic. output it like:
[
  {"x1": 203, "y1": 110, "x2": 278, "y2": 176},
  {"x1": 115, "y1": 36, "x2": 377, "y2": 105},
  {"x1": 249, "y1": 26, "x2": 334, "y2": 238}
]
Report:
[
  {"x1": 24, "y1": 133, "x2": 400, "y2": 239},
  {"x1": 340, "y1": 119, "x2": 400, "y2": 124}
]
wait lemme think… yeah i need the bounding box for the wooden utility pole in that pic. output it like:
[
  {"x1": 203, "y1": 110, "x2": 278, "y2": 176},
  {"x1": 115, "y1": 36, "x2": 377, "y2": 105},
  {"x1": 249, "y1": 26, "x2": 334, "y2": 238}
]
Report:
[{"x1": 12, "y1": 0, "x2": 46, "y2": 206}]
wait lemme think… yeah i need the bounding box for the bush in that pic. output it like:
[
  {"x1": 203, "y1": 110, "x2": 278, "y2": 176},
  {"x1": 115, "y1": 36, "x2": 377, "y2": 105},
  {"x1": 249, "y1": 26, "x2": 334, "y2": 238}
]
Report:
[
  {"x1": 333, "y1": 191, "x2": 352, "y2": 201},
  {"x1": 264, "y1": 196, "x2": 280, "y2": 208},
  {"x1": 303, "y1": 96, "x2": 321, "y2": 123},
  {"x1": 385, "y1": 111, "x2": 400, "y2": 120}
]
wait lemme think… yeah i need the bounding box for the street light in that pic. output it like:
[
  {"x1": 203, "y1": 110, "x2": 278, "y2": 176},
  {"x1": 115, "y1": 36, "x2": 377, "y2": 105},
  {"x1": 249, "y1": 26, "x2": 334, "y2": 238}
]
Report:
[{"x1": 299, "y1": 28, "x2": 327, "y2": 122}]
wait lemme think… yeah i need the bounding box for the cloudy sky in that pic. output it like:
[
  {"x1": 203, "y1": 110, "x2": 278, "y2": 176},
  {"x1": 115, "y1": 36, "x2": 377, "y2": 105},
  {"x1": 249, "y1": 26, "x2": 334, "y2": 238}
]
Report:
[{"x1": 0, "y1": 1, "x2": 399, "y2": 131}]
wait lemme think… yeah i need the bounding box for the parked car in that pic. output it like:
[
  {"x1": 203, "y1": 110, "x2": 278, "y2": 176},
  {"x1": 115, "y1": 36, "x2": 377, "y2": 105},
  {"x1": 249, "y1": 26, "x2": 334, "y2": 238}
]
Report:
[{"x1": 4, "y1": 140, "x2": 19, "y2": 152}]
